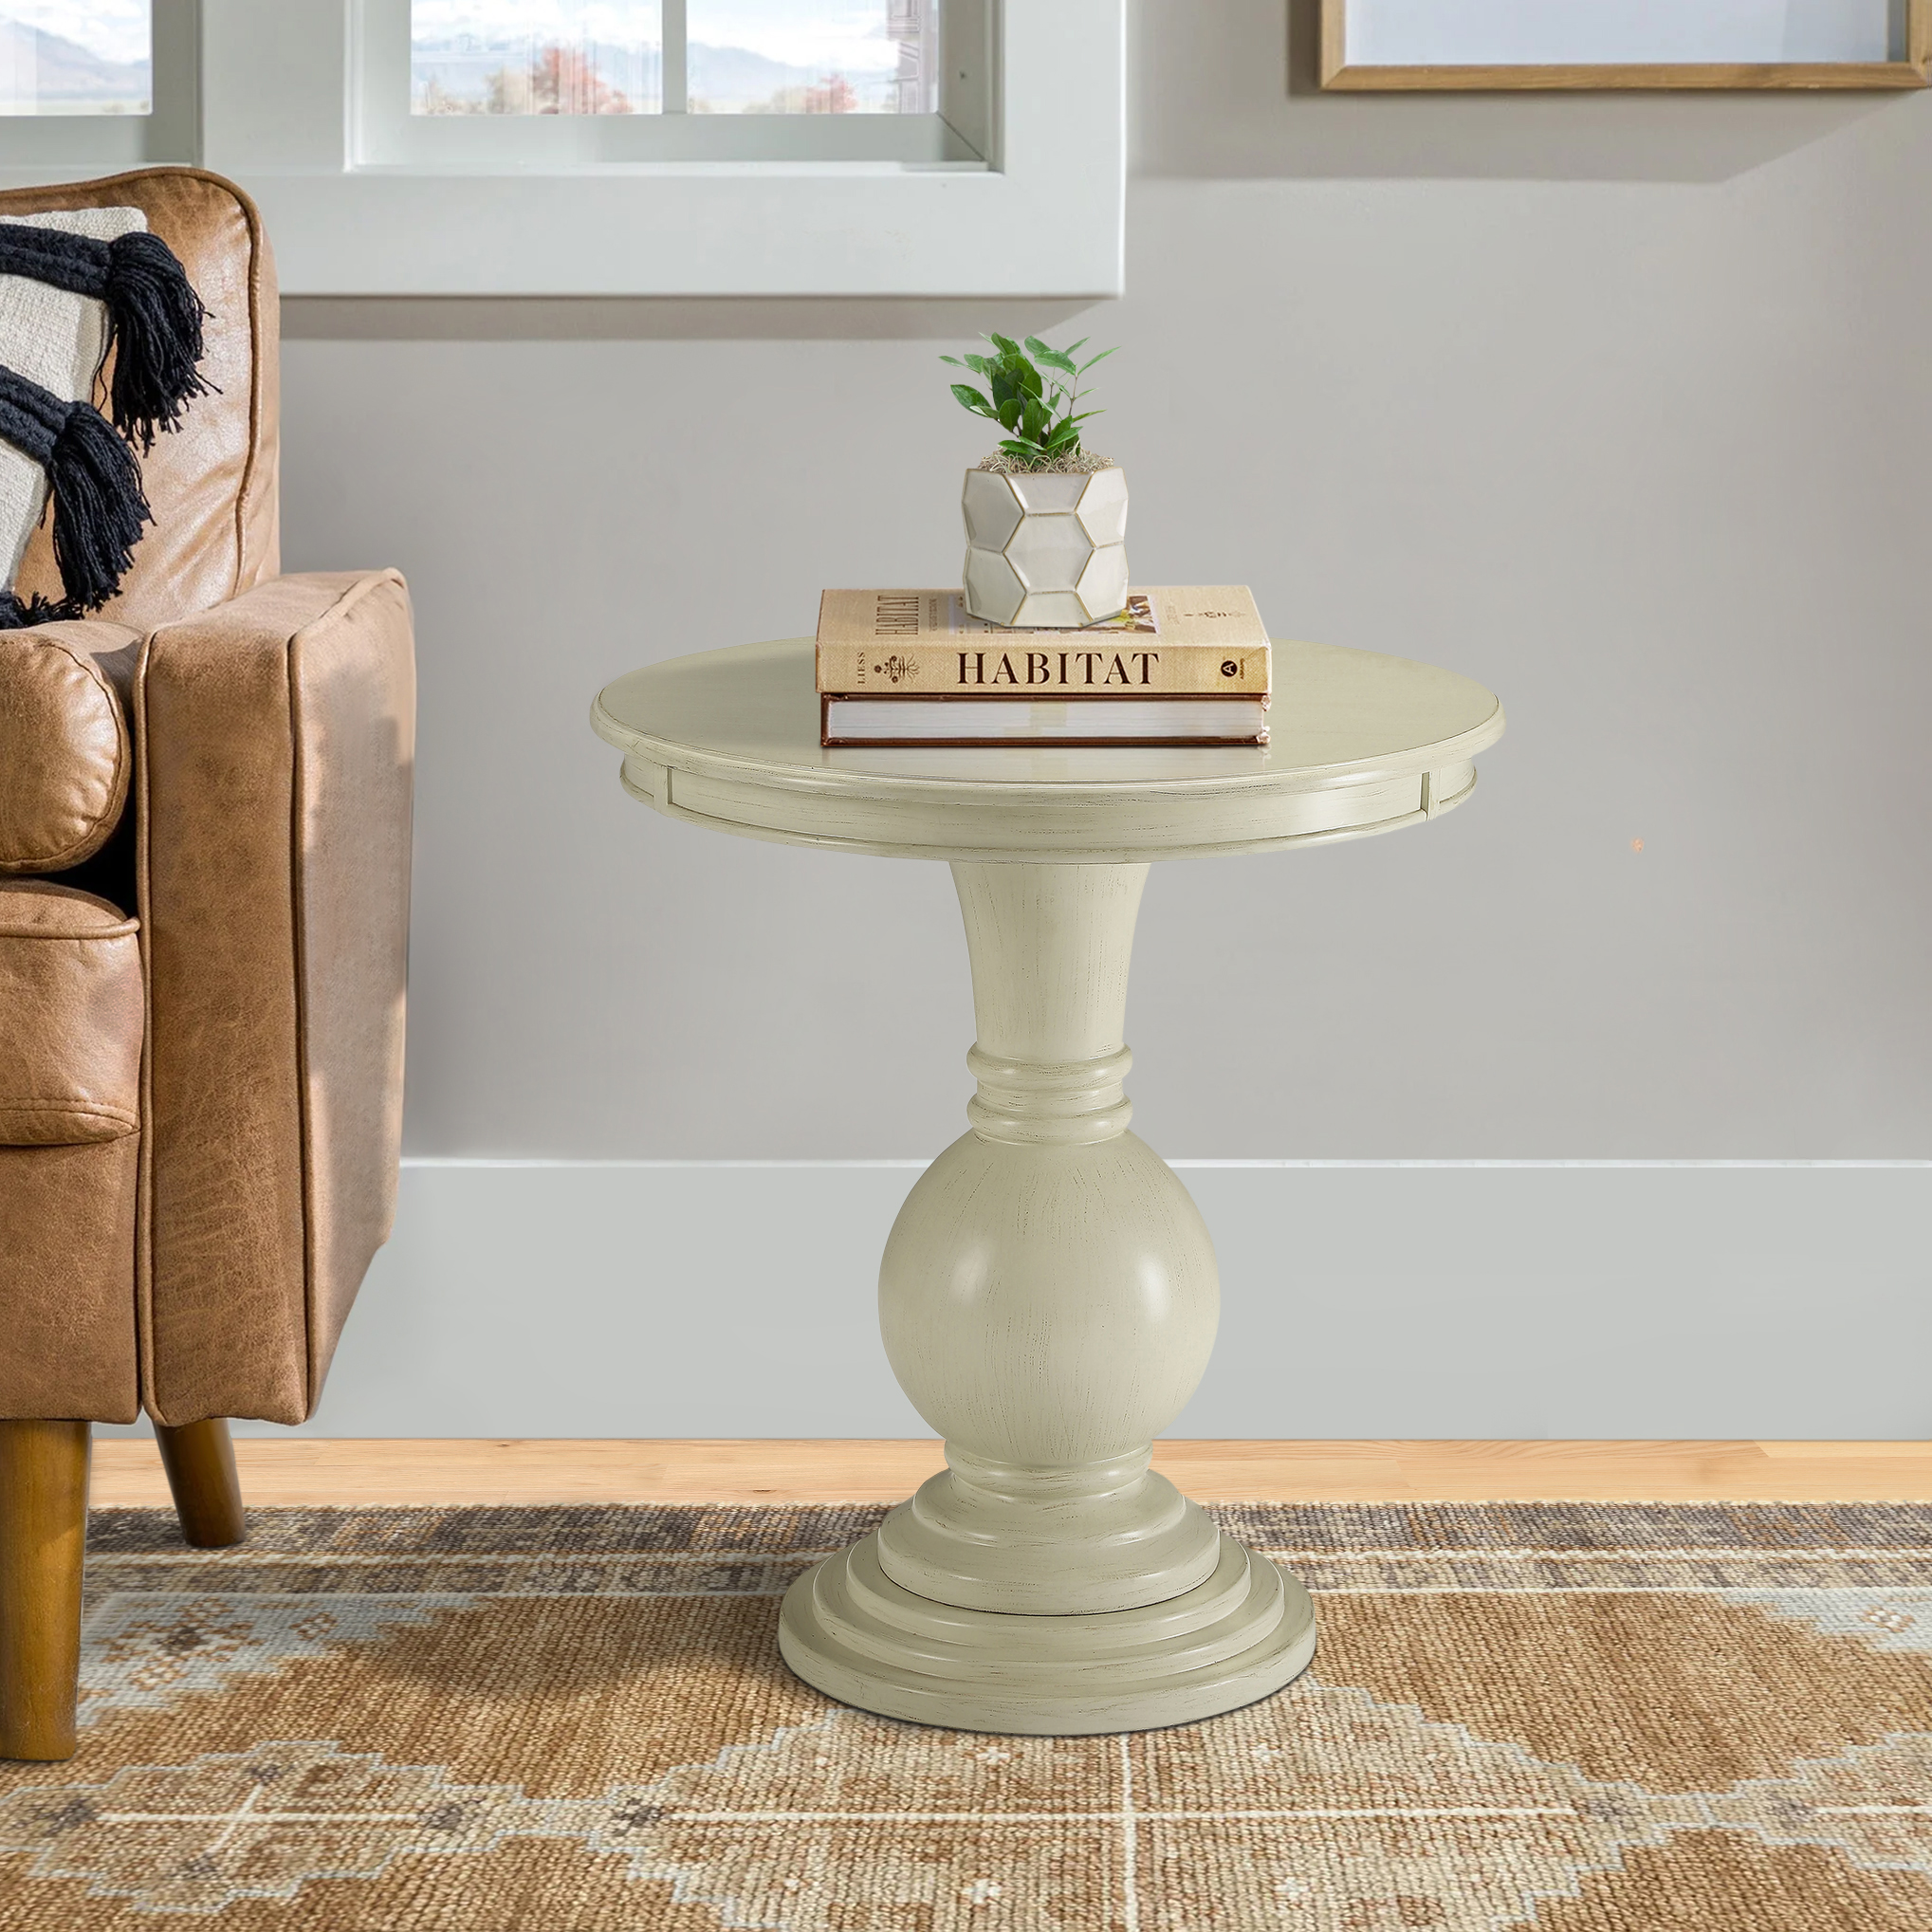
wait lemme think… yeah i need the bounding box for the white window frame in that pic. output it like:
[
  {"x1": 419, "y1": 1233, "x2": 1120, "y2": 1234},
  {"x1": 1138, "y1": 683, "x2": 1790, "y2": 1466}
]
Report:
[{"x1": 0, "y1": 1, "x2": 1122, "y2": 298}]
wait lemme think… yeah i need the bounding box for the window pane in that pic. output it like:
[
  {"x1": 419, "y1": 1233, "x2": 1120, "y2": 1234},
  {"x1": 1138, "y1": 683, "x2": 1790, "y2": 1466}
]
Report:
[
  {"x1": 687, "y1": 1, "x2": 940, "y2": 114},
  {"x1": 413, "y1": 3, "x2": 663, "y2": 116},
  {"x1": 0, "y1": 4, "x2": 150, "y2": 117}
]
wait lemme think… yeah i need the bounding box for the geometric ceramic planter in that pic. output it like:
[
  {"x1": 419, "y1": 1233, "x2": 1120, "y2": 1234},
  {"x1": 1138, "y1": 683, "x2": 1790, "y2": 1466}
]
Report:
[{"x1": 961, "y1": 465, "x2": 1130, "y2": 627}]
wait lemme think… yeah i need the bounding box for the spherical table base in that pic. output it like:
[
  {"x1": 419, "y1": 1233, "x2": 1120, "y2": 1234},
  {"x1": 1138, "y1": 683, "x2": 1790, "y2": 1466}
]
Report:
[{"x1": 780, "y1": 1532, "x2": 1316, "y2": 1737}]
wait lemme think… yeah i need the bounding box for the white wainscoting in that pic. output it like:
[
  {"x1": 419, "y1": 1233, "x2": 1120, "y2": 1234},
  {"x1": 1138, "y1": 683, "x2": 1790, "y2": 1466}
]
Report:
[{"x1": 178, "y1": 1160, "x2": 1932, "y2": 1443}]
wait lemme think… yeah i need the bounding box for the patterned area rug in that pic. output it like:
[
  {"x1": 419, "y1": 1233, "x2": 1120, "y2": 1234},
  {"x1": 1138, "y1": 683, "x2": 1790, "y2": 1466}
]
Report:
[{"x1": 5, "y1": 1502, "x2": 1932, "y2": 1928}]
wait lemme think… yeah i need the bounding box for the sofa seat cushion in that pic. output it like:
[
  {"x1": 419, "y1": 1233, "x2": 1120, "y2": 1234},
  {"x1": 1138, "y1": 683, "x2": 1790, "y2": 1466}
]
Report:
[
  {"x1": 0, "y1": 620, "x2": 138, "y2": 872},
  {"x1": 0, "y1": 878, "x2": 140, "y2": 1144}
]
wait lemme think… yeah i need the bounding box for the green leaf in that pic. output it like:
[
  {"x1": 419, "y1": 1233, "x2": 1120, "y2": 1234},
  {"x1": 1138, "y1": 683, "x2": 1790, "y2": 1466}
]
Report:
[
  {"x1": 959, "y1": 329, "x2": 1113, "y2": 454},
  {"x1": 1024, "y1": 337, "x2": 1076, "y2": 377}
]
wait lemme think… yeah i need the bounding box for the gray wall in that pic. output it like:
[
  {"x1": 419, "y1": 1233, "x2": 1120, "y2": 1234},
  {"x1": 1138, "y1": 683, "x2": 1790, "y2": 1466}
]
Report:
[
  {"x1": 279, "y1": 1, "x2": 1932, "y2": 1167},
  {"x1": 239, "y1": 1163, "x2": 1932, "y2": 1441}
]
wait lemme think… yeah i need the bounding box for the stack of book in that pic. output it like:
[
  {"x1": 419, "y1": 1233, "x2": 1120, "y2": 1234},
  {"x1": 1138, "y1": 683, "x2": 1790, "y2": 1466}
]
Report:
[{"x1": 816, "y1": 586, "x2": 1271, "y2": 747}]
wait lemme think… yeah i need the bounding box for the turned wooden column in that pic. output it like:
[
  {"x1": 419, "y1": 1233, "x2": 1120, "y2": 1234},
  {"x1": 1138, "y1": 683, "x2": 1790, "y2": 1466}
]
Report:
[
  {"x1": 0, "y1": 1419, "x2": 91, "y2": 1761},
  {"x1": 780, "y1": 862, "x2": 1315, "y2": 1734},
  {"x1": 874, "y1": 862, "x2": 1223, "y2": 1611}
]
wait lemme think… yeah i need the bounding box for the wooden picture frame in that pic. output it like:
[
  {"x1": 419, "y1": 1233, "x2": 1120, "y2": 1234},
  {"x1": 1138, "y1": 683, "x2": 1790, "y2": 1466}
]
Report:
[{"x1": 1319, "y1": 0, "x2": 1931, "y2": 90}]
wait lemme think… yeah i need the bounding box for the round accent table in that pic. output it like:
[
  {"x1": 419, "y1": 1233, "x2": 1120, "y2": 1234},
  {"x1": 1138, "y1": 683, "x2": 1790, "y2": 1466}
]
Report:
[{"x1": 592, "y1": 635, "x2": 1504, "y2": 1735}]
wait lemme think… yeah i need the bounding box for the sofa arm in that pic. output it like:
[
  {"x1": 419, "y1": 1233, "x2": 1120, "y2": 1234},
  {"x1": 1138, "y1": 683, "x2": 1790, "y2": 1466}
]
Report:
[
  {"x1": 0, "y1": 619, "x2": 142, "y2": 874},
  {"x1": 138, "y1": 570, "x2": 414, "y2": 1426}
]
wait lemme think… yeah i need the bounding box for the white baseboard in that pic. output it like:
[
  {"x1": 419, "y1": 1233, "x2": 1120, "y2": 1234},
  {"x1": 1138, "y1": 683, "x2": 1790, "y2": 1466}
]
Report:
[{"x1": 191, "y1": 1159, "x2": 1932, "y2": 1442}]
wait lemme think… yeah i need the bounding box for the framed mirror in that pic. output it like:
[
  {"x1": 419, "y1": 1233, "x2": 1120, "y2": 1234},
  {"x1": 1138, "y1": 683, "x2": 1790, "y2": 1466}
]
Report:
[{"x1": 1320, "y1": 0, "x2": 1930, "y2": 90}]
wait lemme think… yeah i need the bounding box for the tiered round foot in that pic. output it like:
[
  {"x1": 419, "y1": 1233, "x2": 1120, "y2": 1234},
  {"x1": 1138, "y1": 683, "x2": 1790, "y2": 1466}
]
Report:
[{"x1": 781, "y1": 1531, "x2": 1316, "y2": 1736}]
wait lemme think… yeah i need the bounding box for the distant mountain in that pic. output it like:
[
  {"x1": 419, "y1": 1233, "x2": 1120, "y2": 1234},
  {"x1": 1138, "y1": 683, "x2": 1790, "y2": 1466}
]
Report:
[
  {"x1": 412, "y1": 35, "x2": 661, "y2": 110},
  {"x1": 0, "y1": 19, "x2": 150, "y2": 108},
  {"x1": 410, "y1": 35, "x2": 889, "y2": 112},
  {"x1": 688, "y1": 44, "x2": 803, "y2": 102},
  {"x1": 689, "y1": 42, "x2": 892, "y2": 105}
]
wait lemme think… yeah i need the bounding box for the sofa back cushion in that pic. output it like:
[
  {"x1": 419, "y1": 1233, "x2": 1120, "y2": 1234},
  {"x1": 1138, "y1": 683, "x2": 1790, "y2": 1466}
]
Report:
[{"x1": 0, "y1": 169, "x2": 279, "y2": 630}]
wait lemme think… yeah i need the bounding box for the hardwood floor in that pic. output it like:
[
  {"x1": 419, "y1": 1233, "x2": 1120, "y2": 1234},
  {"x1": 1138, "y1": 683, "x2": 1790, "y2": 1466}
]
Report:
[{"x1": 87, "y1": 1439, "x2": 1932, "y2": 1507}]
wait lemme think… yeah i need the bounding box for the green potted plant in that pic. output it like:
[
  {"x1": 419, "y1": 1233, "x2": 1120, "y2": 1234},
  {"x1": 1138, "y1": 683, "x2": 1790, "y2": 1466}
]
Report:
[{"x1": 944, "y1": 333, "x2": 1125, "y2": 627}]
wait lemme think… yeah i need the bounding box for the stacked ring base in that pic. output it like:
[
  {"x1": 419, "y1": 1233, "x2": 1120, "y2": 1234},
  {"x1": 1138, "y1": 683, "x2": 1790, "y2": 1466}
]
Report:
[{"x1": 779, "y1": 1529, "x2": 1316, "y2": 1737}]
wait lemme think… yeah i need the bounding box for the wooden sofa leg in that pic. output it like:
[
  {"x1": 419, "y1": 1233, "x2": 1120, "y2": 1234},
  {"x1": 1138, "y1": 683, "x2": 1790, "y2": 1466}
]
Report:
[
  {"x1": 156, "y1": 1418, "x2": 247, "y2": 1549},
  {"x1": 0, "y1": 1419, "x2": 91, "y2": 1761}
]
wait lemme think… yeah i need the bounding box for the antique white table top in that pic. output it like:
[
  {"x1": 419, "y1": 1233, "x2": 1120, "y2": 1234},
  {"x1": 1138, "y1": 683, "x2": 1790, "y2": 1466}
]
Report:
[{"x1": 591, "y1": 635, "x2": 1505, "y2": 864}]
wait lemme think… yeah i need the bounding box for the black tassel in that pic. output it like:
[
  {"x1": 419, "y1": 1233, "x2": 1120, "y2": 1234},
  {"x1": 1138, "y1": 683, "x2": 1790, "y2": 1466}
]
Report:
[
  {"x1": 0, "y1": 363, "x2": 154, "y2": 618},
  {"x1": 101, "y1": 229, "x2": 212, "y2": 452},
  {"x1": 46, "y1": 400, "x2": 152, "y2": 614},
  {"x1": 0, "y1": 588, "x2": 65, "y2": 630}
]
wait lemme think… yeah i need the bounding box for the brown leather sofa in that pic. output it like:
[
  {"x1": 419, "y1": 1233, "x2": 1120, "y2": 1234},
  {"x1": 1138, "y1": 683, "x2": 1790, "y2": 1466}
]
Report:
[{"x1": 0, "y1": 170, "x2": 413, "y2": 1761}]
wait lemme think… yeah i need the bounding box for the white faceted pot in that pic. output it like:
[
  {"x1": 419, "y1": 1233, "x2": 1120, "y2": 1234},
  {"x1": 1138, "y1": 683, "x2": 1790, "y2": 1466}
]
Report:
[{"x1": 961, "y1": 466, "x2": 1130, "y2": 628}]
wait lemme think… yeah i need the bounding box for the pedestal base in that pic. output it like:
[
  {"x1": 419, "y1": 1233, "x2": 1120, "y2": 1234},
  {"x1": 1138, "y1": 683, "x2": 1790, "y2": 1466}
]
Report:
[
  {"x1": 782, "y1": 863, "x2": 1316, "y2": 1735},
  {"x1": 780, "y1": 1531, "x2": 1316, "y2": 1737}
]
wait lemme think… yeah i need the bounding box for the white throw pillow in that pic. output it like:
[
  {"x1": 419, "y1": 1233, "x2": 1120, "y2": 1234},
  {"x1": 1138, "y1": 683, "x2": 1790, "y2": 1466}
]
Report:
[{"x1": 0, "y1": 205, "x2": 146, "y2": 589}]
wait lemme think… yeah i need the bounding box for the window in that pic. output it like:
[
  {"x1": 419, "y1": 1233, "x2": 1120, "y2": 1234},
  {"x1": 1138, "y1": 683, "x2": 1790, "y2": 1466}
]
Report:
[
  {"x1": 404, "y1": 2, "x2": 942, "y2": 120},
  {"x1": 412, "y1": 3, "x2": 664, "y2": 117},
  {"x1": 0, "y1": 1, "x2": 1125, "y2": 298},
  {"x1": 362, "y1": 0, "x2": 977, "y2": 166},
  {"x1": 0, "y1": 2, "x2": 152, "y2": 116},
  {"x1": 0, "y1": 0, "x2": 194, "y2": 169},
  {"x1": 679, "y1": 1, "x2": 940, "y2": 115}
]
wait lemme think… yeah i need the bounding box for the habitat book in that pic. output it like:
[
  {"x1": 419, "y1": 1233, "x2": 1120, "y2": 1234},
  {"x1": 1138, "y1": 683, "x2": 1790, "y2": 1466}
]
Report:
[{"x1": 816, "y1": 587, "x2": 1271, "y2": 697}]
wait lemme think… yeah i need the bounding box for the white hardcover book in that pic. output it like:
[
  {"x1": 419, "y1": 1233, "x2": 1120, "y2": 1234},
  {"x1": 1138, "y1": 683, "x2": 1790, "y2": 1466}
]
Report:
[{"x1": 821, "y1": 695, "x2": 1269, "y2": 748}]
